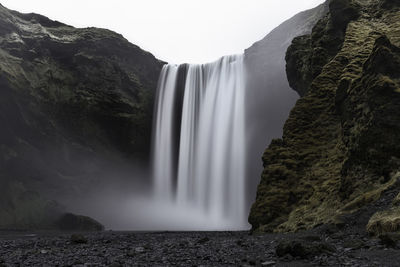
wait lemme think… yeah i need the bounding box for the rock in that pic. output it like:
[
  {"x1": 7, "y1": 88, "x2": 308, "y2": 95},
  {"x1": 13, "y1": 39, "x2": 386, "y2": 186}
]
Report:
[
  {"x1": 378, "y1": 233, "x2": 400, "y2": 248},
  {"x1": 261, "y1": 260, "x2": 276, "y2": 266},
  {"x1": 55, "y1": 213, "x2": 104, "y2": 232},
  {"x1": 250, "y1": 0, "x2": 400, "y2": 233},
  {"x1": 0, "y1": 3, "x2": 163, "y2": 230},
  {"x1": 285, "y1": 0, "x2": 354, "y2": 97},
  {"x1": 367, "y1": 206, "x2": 400, "y2": 236},
  {"x1": 329, "y1": 0, "x2": 360, "y2": 29},
  {"x1": 70, "y1": 234, "x2": 88, "y2": 244},
  {"x1": 197, "y1": 237, "x2": 210, "y2": 244},
  {"x1": 0, "y1": 231, "x2": 395, "y2": 266},
  {"x1": 236, "y1": 239, "x2": 245, "y2": 246},
  {"x1": 392, "y1": 192, "x2": 400, "y2": 206},
  {"x1": 343, "y1": 239, "x2": 365, "y2": 250},
  {"x1": 135, "y1": 247, "x2": 145, "y2": 253},
  {"x1": 321, "y1": 224, "x2": 340, "y2": 235},
  {"x1": 276, "y1": 239, "x2": 336, "y2": 259},
  {"x1": 248, "y1": 260, "x2": 256, "y2": 266},
  {"x1": 302, "y1": 235, "x2": 322, "y2": 242},
  {"x1": 127, "y1": 249, "x2": 135, "y2": 257}
]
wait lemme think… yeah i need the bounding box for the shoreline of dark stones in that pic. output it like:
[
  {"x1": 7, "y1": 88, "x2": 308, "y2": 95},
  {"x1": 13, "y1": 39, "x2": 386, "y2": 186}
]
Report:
[{"x1": 1, "y1": 225, "x2": 400, "y2": 267}]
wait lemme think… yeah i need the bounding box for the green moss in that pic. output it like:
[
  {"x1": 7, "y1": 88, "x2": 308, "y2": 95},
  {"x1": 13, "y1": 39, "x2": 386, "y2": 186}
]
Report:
[
  {"x1": 0, "y1": 4, "x2": 164, "y2": 229},
  {"x1": 367, "y1": 206, "x2": 400, "y2": 235},
  {"x1": 341, "y1": 174, "x2": 398, "y2": 213},
  {"x1": 250, "y1": 0, "x2": 400, "y2": 233}
]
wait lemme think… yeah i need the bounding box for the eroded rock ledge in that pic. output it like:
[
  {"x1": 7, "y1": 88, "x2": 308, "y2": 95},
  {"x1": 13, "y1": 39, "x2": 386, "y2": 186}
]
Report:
[{"x1": 249, "y1": 0, "x2": 400, "y2": 233}]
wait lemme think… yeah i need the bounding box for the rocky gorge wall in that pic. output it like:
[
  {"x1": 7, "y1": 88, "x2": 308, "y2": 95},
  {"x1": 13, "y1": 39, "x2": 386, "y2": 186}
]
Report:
[
  {"x1": 0, "y1": 4, "x2": 163, "y2": 229},
  {"x1": 249, "y1": 0, "x2": 400, "y2": 234}
]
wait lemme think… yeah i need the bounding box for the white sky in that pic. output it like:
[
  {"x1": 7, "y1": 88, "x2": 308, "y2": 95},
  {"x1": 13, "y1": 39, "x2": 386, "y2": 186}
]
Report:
[{"x1": 1, "y1": 0, "x2": 325, "y2": 64}]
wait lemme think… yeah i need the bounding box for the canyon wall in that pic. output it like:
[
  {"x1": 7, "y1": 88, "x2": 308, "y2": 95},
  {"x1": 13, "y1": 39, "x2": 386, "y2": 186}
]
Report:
[
  {"x1": 0, "y1": 4, "x2": 163, "y2": 228},
  {"x1": 250, "y1": 0, "x2": 400, "y2": 233}
]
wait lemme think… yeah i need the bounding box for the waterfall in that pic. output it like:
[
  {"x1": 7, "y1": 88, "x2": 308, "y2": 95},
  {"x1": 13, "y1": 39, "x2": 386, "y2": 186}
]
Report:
[{"x1": 151, "y1": 55, "x2": 247, "y2": 229}]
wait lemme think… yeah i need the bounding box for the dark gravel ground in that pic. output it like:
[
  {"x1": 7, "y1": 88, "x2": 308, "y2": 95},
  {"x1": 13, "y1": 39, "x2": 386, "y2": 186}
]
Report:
[{"x1": 0, "y1": 227, "x2": 400, "y2": 267}]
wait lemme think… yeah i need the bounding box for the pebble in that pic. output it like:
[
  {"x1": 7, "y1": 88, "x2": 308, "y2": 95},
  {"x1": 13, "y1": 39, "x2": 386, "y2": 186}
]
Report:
[
  {"x1": 0, "y1": 231, "x2": 397, "y2": 266},
  {"x1": 261, "y1": 260, "x2": 276, "y2": 266},
  {"x1": 132, "y1": 247, "x2": 144, "y2": 254}
]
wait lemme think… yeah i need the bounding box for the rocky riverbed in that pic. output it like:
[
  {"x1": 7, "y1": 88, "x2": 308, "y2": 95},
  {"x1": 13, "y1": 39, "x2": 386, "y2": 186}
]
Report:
[{"x1": 1, "y1": 226, "x2": 400, "y2": 267}]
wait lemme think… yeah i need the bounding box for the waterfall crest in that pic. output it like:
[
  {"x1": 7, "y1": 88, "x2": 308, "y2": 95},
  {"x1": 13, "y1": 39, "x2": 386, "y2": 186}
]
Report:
[{"x1": 152, "y1": 55, "x2": 247, "y2": 229}]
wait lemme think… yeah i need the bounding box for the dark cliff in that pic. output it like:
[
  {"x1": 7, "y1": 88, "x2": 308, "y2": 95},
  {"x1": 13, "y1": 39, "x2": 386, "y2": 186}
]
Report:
[
  {"x1": 0, "y1": 4, "x2": 163, "y2": 228},
  {"x1": 250, "y1": 0, "x2": 400, "y2": 233}
]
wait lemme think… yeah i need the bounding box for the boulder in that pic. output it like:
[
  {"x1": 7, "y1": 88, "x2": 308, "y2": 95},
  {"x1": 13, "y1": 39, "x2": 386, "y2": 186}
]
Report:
[
  {"x1": 276, "y1": 239, "x2": 336, "y2": 259},
  {"x1": 55, "y1": 213, "x2": 104, "y2": 231},
  {"x1": 70, "y1": 234, "x2": 88, "y2": 244}
]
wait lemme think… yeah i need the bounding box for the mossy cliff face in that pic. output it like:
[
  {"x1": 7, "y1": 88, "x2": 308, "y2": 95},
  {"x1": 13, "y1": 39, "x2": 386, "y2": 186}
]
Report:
[
  {"x1": 0, "y1": 4, "x2": 163, "y2": 228},
  {"x1": 0, "y1": 5, "x2": 163, "y2": 157},
  {"x1": 249, "y1": 0, "x2": 400, "y2": 233}
]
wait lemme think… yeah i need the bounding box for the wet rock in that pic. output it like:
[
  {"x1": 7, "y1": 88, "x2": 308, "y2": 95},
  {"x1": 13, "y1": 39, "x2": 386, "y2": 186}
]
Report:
[
  {"x1": 70, "y1": 234, "x2": 88, "y2": 244},
  {"x1": 197, "y1": 237, "x2": 210, "y2": 244},
  {"x1": 302, "y1": 235, "x2": 322, "y2": 242},
  {"x1": 378, "y1": 233, "x2": 400, "y2": 248},
  {"x1": 343, "y1": 239, "x2": 365, "y2": 250},
  {"x1": 126, "y1": 249, "x2": 135, "y2": 257},
  {"x1": 236, "y1": 239, "x2": 246, "y2": 247},
  {"x1": 331, "y1": 231, "x2": 345, "y2": 240},
  {"x1": 248, "y1": 259, "x2": 256, "y2": 265},
  {"x1": 276, "y1": 239, "x2": 336, "y2": 259},
  {"x1": 0, "y1": 231, "x2": 397, "y2": 266},
  {"x1": 135, "y1": 247, "x2": 145, "y2": 253},
  {"x1": 261, "y1": 260, "x2": 276, "y2": 266}
]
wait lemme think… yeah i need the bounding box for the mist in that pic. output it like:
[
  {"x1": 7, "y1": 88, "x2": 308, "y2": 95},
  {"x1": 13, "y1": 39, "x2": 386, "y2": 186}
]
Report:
[
  {"x1": 0, "y1": 0, "x2": 326, "y2": 232},
  {"x1": 46, "y1": 3, "x2": 328, "y2": 232},
  {"x1": 57, "y1": 159, "x2": 247, "y2": 231}
]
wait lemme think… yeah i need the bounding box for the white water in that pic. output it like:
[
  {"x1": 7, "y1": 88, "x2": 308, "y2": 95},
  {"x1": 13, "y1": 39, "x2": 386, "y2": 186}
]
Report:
[{"x1": 152, "y1": 55, "x2": 248, "y2": 229}]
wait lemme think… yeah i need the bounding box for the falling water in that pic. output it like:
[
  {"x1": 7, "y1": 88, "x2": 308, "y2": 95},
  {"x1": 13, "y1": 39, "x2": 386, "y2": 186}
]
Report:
[{"x1": 152, "y1": 55, "x2": 247, "y2": 229}]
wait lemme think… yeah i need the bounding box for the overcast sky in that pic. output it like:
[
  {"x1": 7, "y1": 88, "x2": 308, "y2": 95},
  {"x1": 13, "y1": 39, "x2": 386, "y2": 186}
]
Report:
[{"x1": 2, "y1": 0, "x2": 325, "y2": 64}]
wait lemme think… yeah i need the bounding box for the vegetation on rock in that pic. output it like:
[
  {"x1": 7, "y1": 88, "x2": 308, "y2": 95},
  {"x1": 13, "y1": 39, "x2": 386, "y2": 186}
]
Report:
[
  {"x1": 250, "y1": 0, "x2": 400, "y2": 233},
  {"x1": 0, "y1": 4, "x2": 163, "y2": 229}
]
